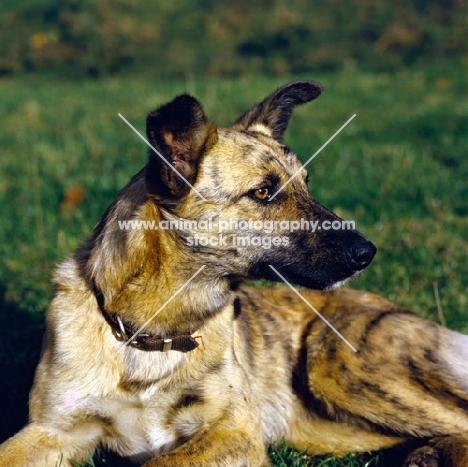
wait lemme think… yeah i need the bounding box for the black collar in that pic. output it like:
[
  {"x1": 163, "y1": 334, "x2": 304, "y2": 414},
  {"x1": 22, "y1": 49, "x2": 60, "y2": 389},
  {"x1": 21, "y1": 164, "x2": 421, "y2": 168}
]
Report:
[{"x1": 93, "y1": 286, "x2": 200, "y2": 353}]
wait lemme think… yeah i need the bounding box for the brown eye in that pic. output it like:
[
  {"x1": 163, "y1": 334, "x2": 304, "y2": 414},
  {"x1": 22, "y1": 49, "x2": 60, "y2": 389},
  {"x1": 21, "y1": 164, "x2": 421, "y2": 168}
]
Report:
[{"x1": 253, "y1": 188, "x2": 270, "y2": 201}]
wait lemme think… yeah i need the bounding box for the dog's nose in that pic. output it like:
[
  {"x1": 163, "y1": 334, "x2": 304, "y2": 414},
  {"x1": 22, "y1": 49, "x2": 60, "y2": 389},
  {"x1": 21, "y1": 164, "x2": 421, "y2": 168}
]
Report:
[{"x1": 349, "y1": 241, "x2": 377, "y2": 270}]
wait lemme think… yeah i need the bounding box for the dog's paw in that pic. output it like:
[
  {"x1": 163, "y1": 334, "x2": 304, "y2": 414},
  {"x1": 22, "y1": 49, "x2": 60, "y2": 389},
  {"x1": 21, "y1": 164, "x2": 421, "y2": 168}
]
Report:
[{"x1": 403, "y1": 445, "x2": 439, "y2": 467}]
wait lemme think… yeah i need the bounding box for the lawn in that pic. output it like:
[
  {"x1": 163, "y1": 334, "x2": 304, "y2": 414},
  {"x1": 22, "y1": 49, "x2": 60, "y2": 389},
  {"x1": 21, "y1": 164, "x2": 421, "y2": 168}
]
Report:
[{"x1": 0, "y1": 67, "x2": 466, "y2": 465}]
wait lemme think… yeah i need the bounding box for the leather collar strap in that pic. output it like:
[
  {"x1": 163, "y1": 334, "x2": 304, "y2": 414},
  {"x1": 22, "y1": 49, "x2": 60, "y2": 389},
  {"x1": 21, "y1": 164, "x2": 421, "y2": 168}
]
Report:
[{"x1": 94, "y1": 287, "x2": 199, "y2": 353}]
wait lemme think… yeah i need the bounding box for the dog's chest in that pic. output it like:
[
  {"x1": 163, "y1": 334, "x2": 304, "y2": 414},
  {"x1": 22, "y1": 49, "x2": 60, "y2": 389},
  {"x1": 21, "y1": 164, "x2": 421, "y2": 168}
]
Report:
[{"x1": 98, "y1": 389, "x2": 185, "y2": 460}]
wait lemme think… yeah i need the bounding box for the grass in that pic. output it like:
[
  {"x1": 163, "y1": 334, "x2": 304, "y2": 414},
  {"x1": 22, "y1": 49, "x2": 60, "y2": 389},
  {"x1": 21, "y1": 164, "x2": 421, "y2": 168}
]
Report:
[
  {"x1": 267, "y1": 443, "x2": 384, "y2": 467},
  {"x1": 0, "y1": 66, "x2": 467, "y2": 465}
]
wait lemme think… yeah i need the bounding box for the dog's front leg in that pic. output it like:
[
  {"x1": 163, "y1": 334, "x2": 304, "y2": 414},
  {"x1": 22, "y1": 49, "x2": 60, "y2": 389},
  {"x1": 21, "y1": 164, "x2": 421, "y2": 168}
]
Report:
[
  {"x1": 0, "y1": 422, "x2": 103, "y2": 467},
  {"x1": 142, "y1": 416, "x2": 269, "y2": 467}
]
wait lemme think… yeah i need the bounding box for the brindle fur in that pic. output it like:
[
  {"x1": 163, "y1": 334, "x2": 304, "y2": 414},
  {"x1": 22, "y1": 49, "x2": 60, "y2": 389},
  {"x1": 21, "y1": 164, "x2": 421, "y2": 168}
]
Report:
[{"x1": 1, "y1": 82, "x2": 468, "y2": 467}]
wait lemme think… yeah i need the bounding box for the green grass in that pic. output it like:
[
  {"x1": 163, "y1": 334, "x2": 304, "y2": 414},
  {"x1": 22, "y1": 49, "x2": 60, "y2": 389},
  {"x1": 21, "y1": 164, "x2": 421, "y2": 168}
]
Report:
[
  {"x1": 267, "y1": 443, "x2": 384, "y2": 467},
  {"x1": 0, "y1": 66, "x2": 467, "y2": 465}
]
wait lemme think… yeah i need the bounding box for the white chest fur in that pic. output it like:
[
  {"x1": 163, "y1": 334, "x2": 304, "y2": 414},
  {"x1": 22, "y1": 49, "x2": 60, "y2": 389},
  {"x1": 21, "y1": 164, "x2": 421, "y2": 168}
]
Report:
[{"x1": 98, "y1": 391, "x2": 180, "y2": 462}]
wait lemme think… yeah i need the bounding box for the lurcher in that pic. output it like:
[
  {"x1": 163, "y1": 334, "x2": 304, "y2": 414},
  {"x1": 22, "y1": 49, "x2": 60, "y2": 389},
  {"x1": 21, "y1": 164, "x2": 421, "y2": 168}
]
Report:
[{"x1": 1, "y1": 81, "x2": 468, "y2": 467}]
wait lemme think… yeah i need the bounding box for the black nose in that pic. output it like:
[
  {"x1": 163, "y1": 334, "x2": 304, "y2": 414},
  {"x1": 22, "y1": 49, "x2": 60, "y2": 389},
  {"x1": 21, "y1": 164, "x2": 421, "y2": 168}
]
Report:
[{"x1": 349, "y1": 241, "x2": 376, "y2": 270}]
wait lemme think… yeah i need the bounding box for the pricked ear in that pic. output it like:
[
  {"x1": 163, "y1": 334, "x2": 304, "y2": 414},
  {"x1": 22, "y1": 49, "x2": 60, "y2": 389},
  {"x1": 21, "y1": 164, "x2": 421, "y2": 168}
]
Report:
[
  {"x1": 232, "y1": 81, "x2": 323, "y2": 142},
  {"x1": 145, "y1": 94, "x2": 218, "y2": 201}
]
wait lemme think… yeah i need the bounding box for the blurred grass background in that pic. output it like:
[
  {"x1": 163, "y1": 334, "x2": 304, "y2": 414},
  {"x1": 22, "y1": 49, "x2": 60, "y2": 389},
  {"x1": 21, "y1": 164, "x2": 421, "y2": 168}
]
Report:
[
  {"x1": 0, "y1": 0, "x2": 466, "y2": 76},
  {"x1": 0, "y1": 1, "x2": 467, "y2": 466}
]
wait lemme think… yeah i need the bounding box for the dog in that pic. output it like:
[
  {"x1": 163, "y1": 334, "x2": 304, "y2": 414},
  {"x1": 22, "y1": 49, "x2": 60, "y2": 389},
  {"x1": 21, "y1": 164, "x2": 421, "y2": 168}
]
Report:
[{"x1": 1, "y1": 81, "x2": 468, "y2": 467}]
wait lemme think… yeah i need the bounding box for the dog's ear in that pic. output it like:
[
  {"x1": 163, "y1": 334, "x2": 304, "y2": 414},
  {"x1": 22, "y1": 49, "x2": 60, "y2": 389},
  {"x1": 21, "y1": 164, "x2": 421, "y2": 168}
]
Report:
[
  {"x1": 145, "y1": 94, "x2": 218, "y2": 200},
  {"x1": 232, "y1": 81, "x2": 323, "y2": 142}
]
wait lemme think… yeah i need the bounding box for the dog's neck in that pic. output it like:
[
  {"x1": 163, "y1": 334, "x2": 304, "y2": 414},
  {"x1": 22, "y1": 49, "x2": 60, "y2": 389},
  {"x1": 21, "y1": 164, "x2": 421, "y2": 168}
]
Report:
[
  {"x1": 78, "y1": 178, "x2": 238, "y2": 338},
  {"x1": 96, "y1": 268, "x2": 235, "y2": 338},
  {"x1": 94, "y1": 284, "x2": 204, "y2": 352}
]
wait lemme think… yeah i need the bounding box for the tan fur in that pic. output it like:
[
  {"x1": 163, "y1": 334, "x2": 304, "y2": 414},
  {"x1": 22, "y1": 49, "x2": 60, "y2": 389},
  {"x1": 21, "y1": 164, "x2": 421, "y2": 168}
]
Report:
[{"x1": 1, "y1": 82, "x2": 468, "y2": 467}]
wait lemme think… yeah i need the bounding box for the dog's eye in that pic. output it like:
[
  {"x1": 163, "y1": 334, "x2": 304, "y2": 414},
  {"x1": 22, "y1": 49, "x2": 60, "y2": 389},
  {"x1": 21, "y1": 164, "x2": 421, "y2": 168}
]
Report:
[{"x1": 252, "y1": 188, "x2": 270, "y2": 201}]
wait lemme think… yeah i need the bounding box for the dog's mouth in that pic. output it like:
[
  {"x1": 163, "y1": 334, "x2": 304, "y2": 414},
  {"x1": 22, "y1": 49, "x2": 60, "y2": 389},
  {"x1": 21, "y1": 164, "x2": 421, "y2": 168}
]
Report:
[
  {"x1": 247, "y1": 239, "x2": 377, "y2": 291},
  {"x1": 323, "y1": 271, "x2": 361, "y2": 291},
  {"x1": 247, "y1": 262, "x2": 354, "y2": 291}
]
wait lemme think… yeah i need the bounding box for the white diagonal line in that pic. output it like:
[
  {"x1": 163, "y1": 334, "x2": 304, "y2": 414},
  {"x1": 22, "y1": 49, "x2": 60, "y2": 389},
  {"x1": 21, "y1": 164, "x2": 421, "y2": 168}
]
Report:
[
  {"x1": 268, "y1": 265, "x2": 357, "y2": 352},
  {"x1": 269, "y1": 114, "x2": 356, "y2": 201},
  {"x1": 118, "y1": 265, "x2": 206, "y2": 352},
  {"x1": 118, "y1": 113, "x2": 207, "y2": 201}
]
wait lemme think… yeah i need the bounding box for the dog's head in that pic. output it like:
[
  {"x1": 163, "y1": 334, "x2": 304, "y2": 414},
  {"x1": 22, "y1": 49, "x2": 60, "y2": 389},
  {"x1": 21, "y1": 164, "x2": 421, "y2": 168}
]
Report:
[{"x1": 141, "y1": 81, "x2": 376, "y2": 291}]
